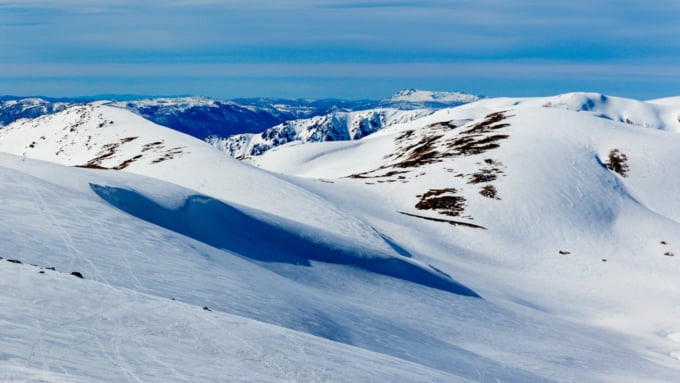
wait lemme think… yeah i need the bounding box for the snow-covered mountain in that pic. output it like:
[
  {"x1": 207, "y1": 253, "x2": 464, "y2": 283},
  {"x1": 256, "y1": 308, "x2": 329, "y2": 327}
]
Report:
[
  {"x1": 0, "y1": 96, "x2": 370, "y2": 139},
  {"x1": 247, "y1": 92, "x2": 680, "y2": 379},
  {"x1": 105, "y1": 96, "x2": 285, "y2": 138},
  {"x1": 208, "y1": 108, "x2": 434, "y2": 158},
  {"x1": 0, "y1": 97, "x2": 72, "y2": 126},
  {"x1": 106, "y1": 96, "x2": 379, "y2": 139},
  {"x1": 209, "y1": 90, "x2": 485, "y2": 159},
  {"x1": 0, "y1": 103, "x2": 470, "y2": 292},
  {"x1": 380, "y1": 88, "x2": 482, "y2": 109},
  {"x1": 0, "y1": 90, "x2": 482, "y2": 143},
  {"x1": 3, "y1": 92, "x2": 680, "y2": 382}
]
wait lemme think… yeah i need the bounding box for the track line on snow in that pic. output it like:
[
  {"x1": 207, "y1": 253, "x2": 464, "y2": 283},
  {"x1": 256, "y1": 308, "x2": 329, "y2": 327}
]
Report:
[
  {"x1": 132, "y1": 334, "x2": 191, "y2": 382},
  {"x1": 97, "y1": 221, "x2": 146, "y2": 291},
  {"x1": 25, "y1": 186, "x2": 151, "y2": 381},
  {"x1": 29, "y1": 186, "x2": 110, "y2": 284}
]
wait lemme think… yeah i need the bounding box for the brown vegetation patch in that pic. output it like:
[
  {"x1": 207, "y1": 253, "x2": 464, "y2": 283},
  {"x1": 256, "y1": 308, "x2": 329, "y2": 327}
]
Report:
[
  {"x1": 75, "y1": 136, "x2": 171, "y2": 170},
  {"x1": 468, "y1": 159, "x2": 505, "y2": 200},
  {"x1": 469, "y1": 170, "x2": 498, "y2": 184},
  {"x1": 142, "y1": 141, "x2": 165, "y2": 152},
  {"x1": 345, "y1": 111, "x2": 513, "y2": 208},
  {"x1": 389, "y1": 134, "x2": 443, "y2": 168},
  {"x1": 79, "y1": 142, "x2": 120, "y2": 168},
  {"x1": 75, "y1": 163, "x2": 109, "y2": 170},
  {"x1": 462, "y1": 111, "x2": 513, "y2": 135},
  {"x1": 113, "y1": 155, "x2": 144, "y2": 170},
  {"x1": 479, "y1": 185, "x2": 499, "y2": 199},
  {"x1": 604, "y1": 149, "x2": 629, "y2": 177},
  {"x1": 394, "y1": 129, "x2": 415, "y2": 144},
  {"x1": 349, "y1": 169, "x2": 409, "y2": 179},
  {"x1": 448, "y1": 134, "x2": 510, "y2": 156},
  {"x1": 151, "y1": 147, "x2": 186, "y2": 164},
  {"x1": 383, "y1": 112, "x2": 512, "y2": 175},
  {"x1": 415, "y1": 188, "x2": 467, "y2": 217},
  {"x1": 76, "y1": 136, "x2": 143, "y2": 169},
  {"x1": 426, "y1": 121, "x2": 458, "y2": 130},
  {"x1": 399, "y1": 211, "x2": 486, "y2": 229}
]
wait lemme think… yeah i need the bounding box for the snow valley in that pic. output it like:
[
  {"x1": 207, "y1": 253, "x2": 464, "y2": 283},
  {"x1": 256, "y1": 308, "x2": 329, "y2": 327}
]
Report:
[{"x1": 1, "y1": 91, "x2": 680, "y2": 382}]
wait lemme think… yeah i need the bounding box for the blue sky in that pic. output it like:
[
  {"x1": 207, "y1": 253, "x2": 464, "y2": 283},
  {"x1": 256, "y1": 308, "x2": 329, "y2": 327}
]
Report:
[{"x1": 1, "y1": 0, "x2": 679, "y2": 99}]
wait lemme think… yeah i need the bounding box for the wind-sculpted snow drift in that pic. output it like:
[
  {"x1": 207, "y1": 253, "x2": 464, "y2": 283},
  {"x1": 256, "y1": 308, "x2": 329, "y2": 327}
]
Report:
[{"x1": 90, "y1": 183, "x2": 479, "y2": 297}]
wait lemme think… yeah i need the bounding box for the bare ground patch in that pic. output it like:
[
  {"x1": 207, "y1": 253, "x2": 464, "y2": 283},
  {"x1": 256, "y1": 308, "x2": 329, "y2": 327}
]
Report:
[
  {"x1": 399, "y1": 212, "x2": 486, "y2": 229},
  {"x1": 415, "y1": 188, "x2": 467, "y2": 218},
  {"x1": 603, "y1": 149, "x2": 629, "y2": 177},
  {"x1": 346, "y1": 111, "x2": 514, "y2": 227}
]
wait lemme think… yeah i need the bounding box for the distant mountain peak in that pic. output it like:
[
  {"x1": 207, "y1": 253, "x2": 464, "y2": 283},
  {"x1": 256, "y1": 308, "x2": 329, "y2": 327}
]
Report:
[
  {"x1": 386, "y1": 89, "x2": 482, "y2": 104},
  {"x1": 394, "y1": 88, "x2": 418, "y2": 97}
]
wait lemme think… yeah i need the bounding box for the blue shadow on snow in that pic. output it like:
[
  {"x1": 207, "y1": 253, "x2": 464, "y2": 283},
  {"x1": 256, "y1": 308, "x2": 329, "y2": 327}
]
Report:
[{"x1": 90, "y1": 184, "x2": 479, "y2": 298}]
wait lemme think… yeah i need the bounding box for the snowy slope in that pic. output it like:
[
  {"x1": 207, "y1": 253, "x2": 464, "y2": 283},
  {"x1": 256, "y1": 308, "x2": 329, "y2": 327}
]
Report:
[
  {"x1": 211, "y1": 108, "x2": 433, "y2": 158},
  {"x1": 0, "y1": 155, "x2": 472, "y2": 382},
  {"x1": 2, "y1": 153, "x2": 679, "y2": 382},
  {"x1": 3, "y1": 93, "x2": 680, "y2": 382},
  {"x1": 0, "y1": 103, "x2": 478, "y2": 295},
  {"x1": 0, "y1": 103, "x2": 370, "y2": 229},
  {"x1": 249, "y1": 92, "x2": 680, "y2": 375}
]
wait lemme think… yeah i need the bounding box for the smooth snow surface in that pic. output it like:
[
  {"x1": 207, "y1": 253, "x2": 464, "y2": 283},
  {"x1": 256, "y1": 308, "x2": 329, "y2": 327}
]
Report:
[{"x1": 2, "y1": 93, "x2": 680, "y2": 382}]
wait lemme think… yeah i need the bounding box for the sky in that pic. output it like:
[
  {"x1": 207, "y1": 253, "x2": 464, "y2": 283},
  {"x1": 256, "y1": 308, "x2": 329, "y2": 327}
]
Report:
[{"x1": 1, "y1": 0, "x2": 679, "y2": 100}]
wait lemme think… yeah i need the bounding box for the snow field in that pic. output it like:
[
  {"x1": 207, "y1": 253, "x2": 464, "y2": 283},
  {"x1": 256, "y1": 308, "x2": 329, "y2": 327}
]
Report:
[{"x1": 3, "y1": 92, "x2": 680, "y2": 381}]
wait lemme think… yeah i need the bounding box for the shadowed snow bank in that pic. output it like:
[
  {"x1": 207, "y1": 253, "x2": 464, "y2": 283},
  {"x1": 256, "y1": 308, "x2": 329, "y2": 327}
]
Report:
[{"x1": 90, "y1": 183, "x2": 479, "y2": 297}]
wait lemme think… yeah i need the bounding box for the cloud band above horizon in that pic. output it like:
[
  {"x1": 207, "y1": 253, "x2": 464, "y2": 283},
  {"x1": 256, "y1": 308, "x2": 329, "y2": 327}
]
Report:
[{"x1": 1, "y1": 0, "x2": 679, "y2": 99}]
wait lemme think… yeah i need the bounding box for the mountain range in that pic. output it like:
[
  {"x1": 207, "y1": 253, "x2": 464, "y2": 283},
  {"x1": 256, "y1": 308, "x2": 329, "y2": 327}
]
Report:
[
  {"x1": 1, "y1": 89, "x2": 479, "y2": 137},
  {"x1": 1, "y1": 91, "x2": 680, "y2": 382}
]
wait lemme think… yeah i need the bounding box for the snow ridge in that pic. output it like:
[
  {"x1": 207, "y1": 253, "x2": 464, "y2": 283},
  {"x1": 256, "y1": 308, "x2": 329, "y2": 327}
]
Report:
[{"x1": 536, "y1": 92, "x2": 680, "y2": 130}]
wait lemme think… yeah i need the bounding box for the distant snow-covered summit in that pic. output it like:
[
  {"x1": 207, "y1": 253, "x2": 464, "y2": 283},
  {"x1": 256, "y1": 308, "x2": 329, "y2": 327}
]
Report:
[
  {"x1": 380, "y1": 89, "x2": 482, "y2": 108},
  {"x1": 0, "y1": 97, "x2": 71, "y2": 126}
]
